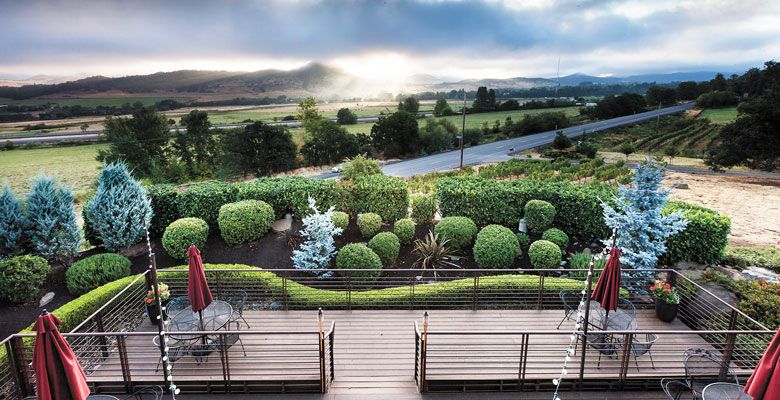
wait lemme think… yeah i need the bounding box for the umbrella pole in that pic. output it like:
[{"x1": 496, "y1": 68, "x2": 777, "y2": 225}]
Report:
[{"x1": 198, "y1": 310, "x2": 206, "y2": 345}]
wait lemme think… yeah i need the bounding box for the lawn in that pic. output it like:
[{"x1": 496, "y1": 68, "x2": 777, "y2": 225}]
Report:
[
  {"x1": 699, "y1": 107, "x2": 738, "y2": 124},
  {"x1": 0, "y1": 97, "x2": 192, "y2": 107},
  {"x1": 0, "y1": 144, "x2": 104, "y2": 194}
]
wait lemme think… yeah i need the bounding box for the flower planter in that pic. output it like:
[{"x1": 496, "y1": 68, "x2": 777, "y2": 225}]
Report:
[
  {"x1": 655, "y1": 300, "x2": 678, "y2": 322},
  {"x1": 146, "y1": 299, "x2": 170, "y2": 326}
]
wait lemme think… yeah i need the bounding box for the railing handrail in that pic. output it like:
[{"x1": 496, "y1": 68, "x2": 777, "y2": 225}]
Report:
[
  {"x1": 69, "y1": 270, "x2": 150, "y2": 333},
  {"x1": 159, "y1": 268, "x2": 608, "y2": 273},
  {"x1": 424, "y1": 329, "x2": 774, "y2": 335},
  {"x1": 7, "y1": 329, "x2": 324, "y2": 339},
  {"x1": 671, "y1": 270, "x2": 770, "y2": 331},
  {"x1": 324, "y1": 321, "x2": 336, "y2": 339}
]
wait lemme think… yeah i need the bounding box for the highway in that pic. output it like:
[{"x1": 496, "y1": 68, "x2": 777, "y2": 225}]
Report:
[{"x1": 315, "y1": 102, "x2": 695, "y2": 179}]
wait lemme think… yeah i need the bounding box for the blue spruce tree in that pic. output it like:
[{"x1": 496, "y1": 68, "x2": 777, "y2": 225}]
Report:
[
  {"x1": 0, "y1": 184, "x2": 27, "y2": 257},
  {"x1": 601, "y1": 160, "x2": 687, "y2": 272},
  {"x1": 86, "y1": 163, "x2": 153, "y2": 251},
  {"x1": 26, "y1": 174, "x2": 81, "y2": 264}
]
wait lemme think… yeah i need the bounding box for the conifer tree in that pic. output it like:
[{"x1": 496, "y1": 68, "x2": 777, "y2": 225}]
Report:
[
  {"x1": 0, "y1": 184, "x2": 26, "y2": 257},
  {"x1": 26, "y1": 175, "x2": 80, "y2": 264},
  {"x1": 292, "y1": 197, "x2": 343, "y2": 277},
  {"x1": 86, "y1": 163, "x2": 153, "y2": 251}
]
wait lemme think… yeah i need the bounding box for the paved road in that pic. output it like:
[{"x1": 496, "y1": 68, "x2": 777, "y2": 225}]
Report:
[{"x1": 314, "y1": 102, "x2": 695, "y2": 179}]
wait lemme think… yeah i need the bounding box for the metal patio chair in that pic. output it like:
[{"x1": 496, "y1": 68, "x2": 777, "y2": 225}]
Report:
[
  {"x1": 152, "y1": 335, "x2": 192, "y2": 372},
  {"x1": 222, "y1": 289, "x2": 249, "y2": 356},
  {"x1": 661, "y1": 378, "x2": 695, "y2": 400},
  {"x1": 683, "y1": 348, "x2": 739, "y2": 397},
  {"x1": 629, "y1": 333, "x2": 658, "y2": 371},
  {"x1": 165, "y1": 296, "x2": 190, "y2": 318},
  {"x1": 557, "y1": 291, "x2": 582, "y2": 329}
]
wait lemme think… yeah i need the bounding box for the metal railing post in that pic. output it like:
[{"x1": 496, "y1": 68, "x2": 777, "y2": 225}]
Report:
[
  {"x1": 536, "y1": 274, "x2": 545, "y2": 310},
  {"x1": 619, "y1": 333, "x2": 634, "y2": 389},
  {"x1": 410, "y1": 277, "x2": 415, "y2": 310},
  {"x1": 472, "y1": 272, "x2": 479, "y2": 311},
  {"x1": 116, "y1": 334, "x2": 132, "y2": 393},
  {"x1": 414, "y1": 323, "x2": 420, "y2": 385},
  {"x1": 347, "y1": 276, "x2": 352, "y2": 311},
  {"x1": 420, "y1": 312, "x2": 429, "y2": 393},
  {"x1": 329, "y1": 324, "x2": 336, "y2": 382},
  {"x1": 9, "y1": 336, "x2": 32, "y2": 397},
  {"x1": 95, "y1": 311, "x2": 109, "y2": 359},
  {"x1": 216, "y1": 270, "x2": 223, "y2": 299},
  {"x1": 517, "y1": 333, "x2": 529, "y2": 391},
  {"x1": 721, "y1": 309, "x2": 738, "y2": 380},
  {"x1": 282, "y1": 272, "x2": 289, "y2": 311},
  {"x1": 318, "y1": 309, "x2": 326, "y2": 393}
]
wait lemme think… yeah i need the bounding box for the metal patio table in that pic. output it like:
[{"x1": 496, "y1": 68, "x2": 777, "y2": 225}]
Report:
[
  {"x1": 702, "y1": 383, "x2": 752, "y2": 400},
  {"x1": 168, "y1": 300, "x2": 233, "y2": 341}
]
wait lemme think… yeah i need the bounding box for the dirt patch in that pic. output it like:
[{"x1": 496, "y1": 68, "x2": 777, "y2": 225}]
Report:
[{"x1": 664, "y1": 171, "x2": 780, "y2": 248}]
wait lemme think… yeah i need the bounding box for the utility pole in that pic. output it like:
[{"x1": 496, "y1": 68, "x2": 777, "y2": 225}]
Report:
[{"x1": 460, "y1": 89, "x2": 466, "y2": 169}]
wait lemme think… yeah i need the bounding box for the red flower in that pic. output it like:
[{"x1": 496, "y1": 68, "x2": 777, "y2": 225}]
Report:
[
  {"x1": 663, "y1": 288, "x2": 672, "y2": 293},
  {"x1": 650, "y1": 285, "x2": 658, "y2": 291}
]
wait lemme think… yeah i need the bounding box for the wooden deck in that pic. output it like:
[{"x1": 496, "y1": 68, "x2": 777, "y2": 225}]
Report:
[{"x1": 86, "y1": 309, "x2": 750, "y2": 396}]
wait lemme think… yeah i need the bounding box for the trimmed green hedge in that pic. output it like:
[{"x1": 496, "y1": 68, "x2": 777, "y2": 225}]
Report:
[
  {"x1": 335, "y1": 244, "x2": 383, "y2": 280},
  {"x1": 524, "y1": 200, "x2": 556, "y2": 235},
  {"x1": 0, "y1": 255, "x2": 49, "y2": 303},
  {"x1": 66, "y1": 253, "x2": 131, "y2": 295},
  {"x1": 434, "y1": 216, "x2": 478, "y2": 251},
  {"x1": 542, "y1": 228, "x2": 569, "y2": 250},
  {"x1": 145, "y1": 184, "x2": 180, "y2": 236},
  {"x1": 237, "y1": 177, "x2": 343, "y2": 219},
  {"x1": 177, "y1": 182, "x2": 239, "y2": 227},
  {"x1": 473, "y1": 225, "x2": 520, "y2": 269},
  {"x1": 357, "y1": 213, "x2": 382, "y2": 238},
  {"x1": 368, "y1": 232, "x2": 400, "y2": 267},
  {"x1": 410, "y1": 193, "x2": 436, "y2": 224},
  {"x1": 348, "y1": 175, "x2": 409, "y2": 222},
  {"x1": 331, "y1": 211, "x2": 350, "y2": 230},
  {"x1": 162, "y1": 218, "x2": 209, "y2": 259},
  {"x1": 529, "y1": 240, "x2": 562, "y2": 269},
  {"x1": 393, "y1": 218, "x2": 416, "y2": 245},
  {"x1": 664, "y1": 201, "x2": 731, "y2": 265},
  {"x1": 217, "y1": 200, "x2": 274, "y2": 245}
]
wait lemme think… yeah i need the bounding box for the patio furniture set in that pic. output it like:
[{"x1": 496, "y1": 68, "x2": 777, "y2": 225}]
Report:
[{"x1": 661, "y1": 348, "x2": 750, "y2": 399}]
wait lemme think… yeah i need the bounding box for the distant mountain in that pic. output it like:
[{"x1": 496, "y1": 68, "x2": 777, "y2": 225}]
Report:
[
  {"x1": 418, "y1": 76, "x2": 557, "y2": 92},
  {"x1": 554, "y1": 71, "x2": 735, "y2": 86},
  {"x1": 0, "y1": 73, "x2": 90, "y2": 88},
  {"x1": 0, "y1": 62, "x2": 362, "y2": 100}
]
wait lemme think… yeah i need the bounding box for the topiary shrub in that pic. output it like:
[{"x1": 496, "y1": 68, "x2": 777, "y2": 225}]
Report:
[
  {"x1": 331, "y1": 211, "x2": 350, "y2": 230},
  {"x1": 26, "y1": 175, "x2": 81, "y2": 264},
  {"x1": 292, "y1": 198, "x2": 343, "y2": 277},
  {"x1": 528, "y1": 240, "x2": 562, "y2": 270},
  {"x1": 335, "y1": 243, "x2": 382, "y2": 280},
  {"x1": 663, "y1": 201, "x2": 731, "y2": 265},
  {"x1": 237, "y1": 177, "x2": 342, "y2": 219},
  {"x1": 524, "y1": 200, "x2": 556, "y2": 235},
  {"x1": 368, "y1": 232, "x2": 401, "y2": 267},
  {"x1": 0, "y1": 255, "x2": 49, "y2": 303},
  {"x1": 393, "y1": 218, "x2": 416, "y2": 245},
  {"x1": 66, "y1": 253, "x2": 131, "y2": 295},
  {"x1": 177, "y1": 182, "x2": 238, "y2": 226},
  {"x1": 85, "y1": 163, "x2": 153, "y2": 251},
  {"x1": 473, "y1": 225, "x2": 520, "y2": 269},
  {"x1": 411, "y1": 194, "x2": 436, "y2": 224},
  {"x1": 217, "y1": 200, "x2": 274, "y2": 246},
  {"x1": 434, "y1": 216, "x2": 478, "y2": 251},
  {"x1": 542, "y1": 228, "x2": 569, "y2": 250},
  {"x1": 357, "y1": 213, "x2": 382, "y2": 238},
  {"x1": 516, "y1": 232, "x2": 531, "y2": 248},
  {"x1": 0, "y1": 184, "x2": 26, "y2": 257},
  {"x1": 162, "y1": 218, "x2": 209, "y2": 259}
]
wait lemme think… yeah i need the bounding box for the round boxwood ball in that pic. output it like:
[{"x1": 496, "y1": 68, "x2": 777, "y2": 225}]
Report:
[
  {"x1": 0, "y1": 255, "x2": 49, "y2": 304},
  {"x1": 336, "y1": 243, "x2": 383, "y2": 280},
  {"x1": 368, "y1": 232, "x2": 401, "y2": 267},
  {"x1": 393, "y1": 218, "x2": 416, "y2": 245},
  {"x1": 331, "y1": 211, "x2": 350, "y2": 230},
  {"x1": 218, "y1": 200, "x2": 274, "y2": 246},
  {"x1": 473, "y1": 225, "x2": 520, "y2": 269},
  {"x1": 528, "y1": 240, "x2": 562, "y2": 270},
  {"x1": 542, "y1": 228, "x2": 569, "y2": 250},
  {"x1": 516, "y1": 232, "x2": 531, "y2": 248},
  {"x1": 66, "y1": 253, "x2": 131, "y2": 295},
  {"x1": 162, "y1": 217, "x2": 209, "y2": 259},
  {"x1": 524, "y1": 200, "x2": 556, "y2": 235},
  {"x1": 434, "y1": 216, "x2": 478, "y2": 251},
  {"x1": 357, "y1": 213, "x2": 382, "y2": 238}
]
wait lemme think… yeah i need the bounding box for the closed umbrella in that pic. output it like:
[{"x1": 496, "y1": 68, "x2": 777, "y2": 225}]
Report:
[
  {"x1": 187, "y1": 245, "x2": 213, "y2": 332},
  {"x1": 32, "y1": 311, "x2": 90, "y2": 400},
  {"x1": 745, "y1": 329, "x2": 780, "y2": 399},
  {"x1": 591, "y1": 246, "x2": 622, "y2": 328}
]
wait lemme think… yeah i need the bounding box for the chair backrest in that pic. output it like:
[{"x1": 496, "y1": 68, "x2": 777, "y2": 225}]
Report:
[
  {"x1": 129, "y1": 385, "x2": 164, "y2": 400},
  {"x1": 631, "y1": 333, "x2": 658, "y2": 357},
  {"x1": 559, "y1": 291, "x2": 579, "y2": 311},
  {"x1": 223, "y1": 290, "x2": 247, "y2": 313},
  {"x1": 618, "y1": 297, "x2": 636, "y2": 318},
  {"x1": 683, "y1": 348, "x2": 739, "y2": 386},
  {"x1": 166, "y1": 296, "x2": 190, "y2": 317},
  {"x1": 661, "y1": 378, "x2": 694, "y2": 400}
]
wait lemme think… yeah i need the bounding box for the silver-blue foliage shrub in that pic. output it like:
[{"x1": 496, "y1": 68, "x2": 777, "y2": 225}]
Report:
[
  {"x1": 0, "y1": 184, "x2": 26, "y2": 257},
  {"x1": 26, "y1": 175, "x2": 81, "y2": 264}
]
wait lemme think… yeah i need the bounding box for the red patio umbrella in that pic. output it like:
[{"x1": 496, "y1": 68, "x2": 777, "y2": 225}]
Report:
[
  {"x1": 591, "y1": 246, "x2": 622, "y2": 327},
  {"x1": 745, "y1": 329, "x2": 780, "y2": 399},
  {"x1": 187, "y1": 245, "x2": 213, "y2": 314},
  {"x1": 32, "y1": 311, "x2": 90, "y2": 400}
]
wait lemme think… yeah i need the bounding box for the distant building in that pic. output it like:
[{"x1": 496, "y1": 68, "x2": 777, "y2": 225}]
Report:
[{"x1": 584, "y1": 102, "x2": 597, "y2": 107}]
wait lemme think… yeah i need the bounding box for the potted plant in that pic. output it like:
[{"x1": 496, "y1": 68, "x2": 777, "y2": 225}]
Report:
[
  {"x1": 651, "y1": 279, "x2": 680, "y2": 322},
  {"x1": 145, "y1": 283, "x2": 170, "y2": 326}
]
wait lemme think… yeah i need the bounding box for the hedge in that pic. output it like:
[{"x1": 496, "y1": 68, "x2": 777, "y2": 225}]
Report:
[
  {"x1": 473, "y1": 225, "x2": 520, "y2": 269},
  {"x1": 524, "y1": 200, "x2": 556, "y2": 235},
  {"x1": 162, "y1": 218, "x2": 209, "y2": 259},
  {"x1": 357, "y1": 213, "x2": 383, "y2": 238},
  {"x1": 237, "y1": 177, "x2": 343, "y2": 219},
  {"x1": 434, "y1": 216, "x2": 478, "y2": 251},
  {"x1": 66, "y1": 253, "x2": 131, "y2": 295},
  {"x1": 177, "y1": 182, "x2": 239, "y2": 226},
  {"x1": 335, "y1": 244, "x2": 383, "y2": 280},
  {"x1": 437, "y1": 177, "x2": 730, "y2": 265},
  {"x1": 529, "y1": 240, "x2": 562, "y2": 269},
  {"x1": 348, "y1": 175, "x2": 409, "y2": 222},
  {"x1": 217, "y1": 200, "x2": 274, "y2": 245},
  {"x1": 331, "y1": 211, "x2": 350, "y2": 230},
  {"x1": 0, "y1": 255, "x2": 49, "y2": 303},
  {"x1": 410, "y1": 194, "x2": 436, "y2": 224},
  {"x1": 368, "y1": 232, "x2": 400, "y2": 267},
  {"x1": 145, "y1": 184, "x2": 180, "y2": 236},
  {"x1": 663, "y1": 201, "x2": 731, "y2": 265},
  {"x1": 393, "y1": 218, "x2": 416, "y2": 245}
]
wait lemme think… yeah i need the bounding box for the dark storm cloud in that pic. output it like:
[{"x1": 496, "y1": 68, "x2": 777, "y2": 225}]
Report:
[{"x1": 0, "y1": 0, "x2": 777, "y2": 75}]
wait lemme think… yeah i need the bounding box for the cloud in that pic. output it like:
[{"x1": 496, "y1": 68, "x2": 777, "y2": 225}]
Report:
[{"x1": 0, "y1": 0, "x2": 777, "y2": 78}]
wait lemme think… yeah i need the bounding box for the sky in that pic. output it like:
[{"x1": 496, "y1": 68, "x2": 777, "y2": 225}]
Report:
[{"x1": 0, "y1": 0, "x2": 778, "y2": 81}]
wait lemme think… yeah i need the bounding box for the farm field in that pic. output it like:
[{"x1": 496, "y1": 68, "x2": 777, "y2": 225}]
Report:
[
  {"x1": 0, "y1": 144, "x2": 104, "y2": 194},
  {"x1": 0, "y1": 96, "x2": 192, "y2": 107},
  {"x1": 699, "y1": 107, "x2": 738, "y2": 124}
]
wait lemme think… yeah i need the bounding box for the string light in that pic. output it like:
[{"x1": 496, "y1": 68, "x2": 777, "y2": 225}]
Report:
[{"x1": 551, "y1": 228, "x2": 617, "y2": 400}]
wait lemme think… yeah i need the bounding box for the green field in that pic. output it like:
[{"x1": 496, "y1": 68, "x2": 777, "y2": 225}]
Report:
[
  {"x1": 0, "y1": 144, "x2": 104, "y2": 194},
  {"x1": 0, "y1": 97, "x2": 192, "y2": 107},
  {"x1": 699, "y1": 107, "x2": 738, "y2": 124},
  {"x1": 202, "y1": 104, "x2": 412, "y2": 125}
]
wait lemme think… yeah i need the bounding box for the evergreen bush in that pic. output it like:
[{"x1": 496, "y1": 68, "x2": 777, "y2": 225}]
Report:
[
  {"x1": 516, "y1": 232, "x2": 531, "y2": 248},
  {"x1": 393, "y1": 218, "x2": 416, "y2": 245},
  {"x1": 528, "y1": 240, "x2": 562, "y2": 270},
  {"x1": 217, "y1": 200, "x2": 274, "y2": 245},
  {"x1": 292, "y1": 198, "x2": 343, "y2": 277},
  {"x1": 25, "y1": 175, "x2": 80, "y2": 264},
  {"x1": 177, "y1": 182, "x2": 238, "y2": 226},
  {"x1": 237, "y1": 177, "x2": 341, "y2": 219},
  {"x1": 335, "y1": 243, "x2": 382, "y2": 280},
  {"x1": 411, "y1": 194, "x2": 436, "y2": 224},
  {"x1": 524, "y1": 200, "x2": 556, "y2": 235},
  {"x1": 434, "y1": 216, "x2": 477, "y2": 251},
  {"x1": 0, "y1": 255, "x2": 49, "y2": 303},
  {"x1": 663, "y1": 201, "x2": 729, "y2": 265},
  {"x1": 473, "y1": 225, "x2": 520, "y2": 269},
  {"x1": 85, "y1": 163, "x2": 153, "y2": 251},
  {"x1": 357, "y1": 213, "x2": 382, "y2": 238},
  {"x1": 162, "y1": 218, "x2": 209, "y2": 259},
  {"x1": 331, "y1": 211, "x2": 350, "y2": 230},
  {"x1": 66, "y1": 253, "x2": 131, "y2": 295},
  {"x1": 0, "y1": 184, "x2": 26, "y2": 257},
  {"x1": 348, "y1": 175, "x2": 409, "y2": 222},
  {"x1": 340, "y1": 154, "x2": 382, "y2": 181},
  {"x1": 145, "y1": 184, "x2": 180, "y2": 236},
  {"x1": 368, "y1": 232, "x2": 400, "y2": 267},
  {"x1": 542, "y1": 228, "x2": 569, "y2": 250}
]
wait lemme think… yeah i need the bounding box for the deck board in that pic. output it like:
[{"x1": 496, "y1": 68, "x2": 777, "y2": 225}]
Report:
[{"x1": 83, "y1": 309, "x2": 749, "y2": 395}]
